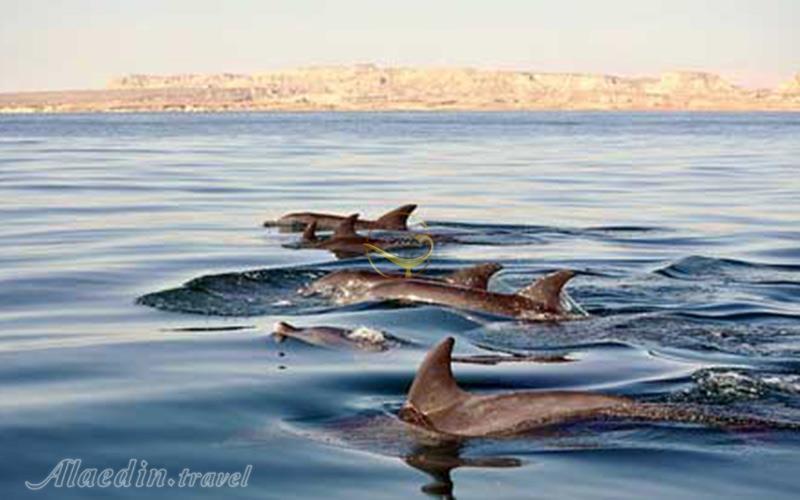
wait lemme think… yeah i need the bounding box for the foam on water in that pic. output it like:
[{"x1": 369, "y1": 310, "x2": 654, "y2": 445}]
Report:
[{"x1": 346, "y1": 326, "x2": 388, "y2": 344}]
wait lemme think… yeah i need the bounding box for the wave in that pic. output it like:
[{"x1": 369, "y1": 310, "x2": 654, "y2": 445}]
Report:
[
  {"x1": 671, "y1": 368, "x2": 800, "y2": 406},
  {"x1": 656, "y1": 255, "x2": 800, "y2": 282},
  {"x1": 136, "y1": 266, "x2": 333, "y2": 316},
  {"x1": 463, "y1": 312, "x2": 800, "y2": 358}
]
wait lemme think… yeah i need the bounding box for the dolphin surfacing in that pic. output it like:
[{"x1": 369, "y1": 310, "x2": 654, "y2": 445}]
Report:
[
  {"x1": 368, "y1": 269, "x2": 580, "y2": 320},
  {"x1": 273, "y1": 321, "x2": 404, "y2": 352},
  {"x1": 399, "y1": 338, "x2": 800, "y2": 437},
  {"x1": 266, "y1": 204, "x2": 417, "y2": 231},
  {"x1": 298, "y1": 214, "x2": 424, "y2": 258},
  {"x1": 271, "y1": 321, "x2": 571, "y2": 365},
  {"x1": 398, "y1": 337, "x2": 631, "y2": 436},
  {"x1": 300, "y1": 262, "x2": 504, "y2": 303}
]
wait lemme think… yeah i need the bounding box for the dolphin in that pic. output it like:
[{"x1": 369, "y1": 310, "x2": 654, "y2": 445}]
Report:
[
  {"x1": 398, "y1": 337, "x2": 630, "y2": 436},
  {"x1": 300, "y1": 262, "x2": 503, "y2": 303},
  {"x1": 297, "y1": 214, "x2": 428, "y2": 258},
  {"x1": 366, "y1": 269, "x2": 581, "y2": 321},
  {"x1": 272, "y1": 321, "x2": 408, "y2": 352},
  {"x1": 398, "y1": 338, "x2": 800, "y2": 437},
  {"x1": 265, "y1": 204, "x2": 417, "y2": 231},
  {"x1": 271, "y1": 321, "x2": 571, "y2": 364}
]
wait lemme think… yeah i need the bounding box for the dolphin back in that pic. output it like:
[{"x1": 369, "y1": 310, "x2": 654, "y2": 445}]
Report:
[{"x1": 443, "y1": 263, "x2": 503, "y2": 290}]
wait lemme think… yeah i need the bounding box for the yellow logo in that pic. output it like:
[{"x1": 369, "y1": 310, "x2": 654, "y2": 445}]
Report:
[{"x1": 364, "y1": 214, "x2": 434, "y2": 278}]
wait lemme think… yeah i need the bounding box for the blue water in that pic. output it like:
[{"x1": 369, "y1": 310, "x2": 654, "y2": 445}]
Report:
[{"x1": 1, "y1": 112, "x2": 799, "y2": 499}]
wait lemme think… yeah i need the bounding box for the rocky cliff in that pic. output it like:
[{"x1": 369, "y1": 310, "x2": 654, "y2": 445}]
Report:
[{"x1": 2, "y1": 66, "x2": 799, "y2": 112}]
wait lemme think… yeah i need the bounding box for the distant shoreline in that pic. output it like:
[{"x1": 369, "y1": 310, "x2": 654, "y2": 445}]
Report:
[
  {"x1": 3, "y1": 107, "x2": 800, "y2": 115},
  {"x1": 2, "y1": 65, "x2": 799, "y2": 113}
]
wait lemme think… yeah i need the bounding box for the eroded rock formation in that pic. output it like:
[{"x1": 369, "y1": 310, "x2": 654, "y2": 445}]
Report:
[{"x1": 2, "y1": 66, "x2": 798, "y2": 112}]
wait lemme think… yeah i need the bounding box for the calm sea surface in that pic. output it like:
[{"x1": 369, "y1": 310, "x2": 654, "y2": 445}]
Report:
[{"x1": 1, "y1": 112, "x2": 799, "y2": 499}]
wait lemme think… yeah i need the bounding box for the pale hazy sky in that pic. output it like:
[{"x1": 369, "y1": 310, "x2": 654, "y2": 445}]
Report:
[{"x1": 1, "y1": 0, "x2": 797, "y2": 92}]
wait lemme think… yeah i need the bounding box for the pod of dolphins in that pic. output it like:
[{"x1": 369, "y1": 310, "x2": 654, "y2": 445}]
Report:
[{"x1": 264, "y1": 205, "x2": 799, "y2": 436}]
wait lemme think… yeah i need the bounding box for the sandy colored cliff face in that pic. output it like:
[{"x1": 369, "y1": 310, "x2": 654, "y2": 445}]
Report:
[
  {"x1": 778, "y1": 74, "x2": 800, "y2": 95},
  {"x1": 2, "y1": 66, "x2": 799, "y2": 113}
]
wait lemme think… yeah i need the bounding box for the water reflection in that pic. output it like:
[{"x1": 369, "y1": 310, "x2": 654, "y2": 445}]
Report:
[{"x1": 404, "y1": 441, "x2": 522, "y2": 499}]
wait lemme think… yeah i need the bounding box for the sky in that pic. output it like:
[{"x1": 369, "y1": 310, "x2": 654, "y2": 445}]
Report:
[{"x1": 0, "y1": 0, "x2": 797, "y2": 92}]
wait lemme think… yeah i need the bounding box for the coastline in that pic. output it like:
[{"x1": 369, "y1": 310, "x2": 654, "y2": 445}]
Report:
[
  {"x1": 3, "y1": 103, "x2": 800, "y2": 114},
  {"x1": 3, "y1": 66, "x2": 799, "y2": 114}
]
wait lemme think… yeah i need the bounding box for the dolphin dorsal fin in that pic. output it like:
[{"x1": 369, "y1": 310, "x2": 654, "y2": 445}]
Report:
[
  {"x1": 302, "y1": 221, "x2": 318, "y2": 242},
  {"x1": 405, "y1": 337, "x2": 467, "y2": 415},
  {"x1": 517, "y1": 270, "x2": 576, "y2": 313},
  {"x1": 333, "y1": 214, "x2": 359, "y2": 239},
  {"x1": 444, "y1": 263, "x2": 503, "y2": 290},
  {"x1": 375, "y1": 204, "x2": 417, "y2": 230}
]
